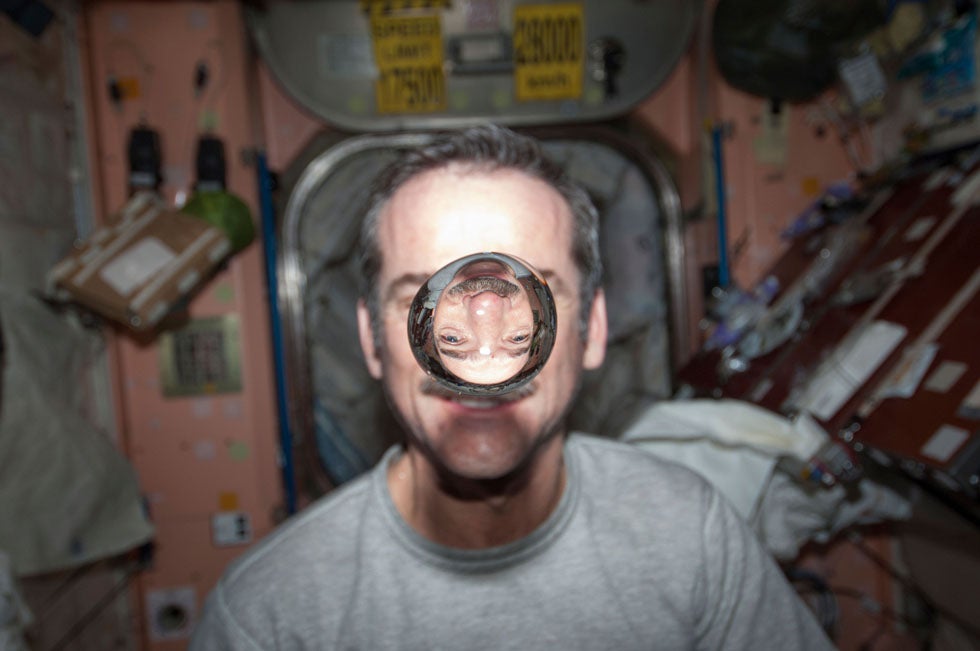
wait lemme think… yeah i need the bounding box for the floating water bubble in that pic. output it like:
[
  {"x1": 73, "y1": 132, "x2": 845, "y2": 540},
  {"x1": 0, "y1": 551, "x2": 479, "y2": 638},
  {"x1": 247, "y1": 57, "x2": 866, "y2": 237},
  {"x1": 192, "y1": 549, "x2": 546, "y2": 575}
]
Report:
[{"x1": 408, "y1": 252, "x2": 557, "y2": 396}]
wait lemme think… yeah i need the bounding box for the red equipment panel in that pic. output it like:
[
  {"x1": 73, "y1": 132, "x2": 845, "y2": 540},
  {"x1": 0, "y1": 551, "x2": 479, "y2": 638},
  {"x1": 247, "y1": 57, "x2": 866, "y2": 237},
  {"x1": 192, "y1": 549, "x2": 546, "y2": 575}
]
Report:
[{"x1": 677, "y1": 150, "x2": 980, "y2": 521}]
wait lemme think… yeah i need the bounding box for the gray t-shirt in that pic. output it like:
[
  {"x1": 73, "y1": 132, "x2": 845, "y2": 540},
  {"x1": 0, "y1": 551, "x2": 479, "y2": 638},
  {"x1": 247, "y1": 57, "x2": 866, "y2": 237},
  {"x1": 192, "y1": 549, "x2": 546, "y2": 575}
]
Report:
[{"x1": 191, "y1": 434, "x2": 835, "y2": 650}]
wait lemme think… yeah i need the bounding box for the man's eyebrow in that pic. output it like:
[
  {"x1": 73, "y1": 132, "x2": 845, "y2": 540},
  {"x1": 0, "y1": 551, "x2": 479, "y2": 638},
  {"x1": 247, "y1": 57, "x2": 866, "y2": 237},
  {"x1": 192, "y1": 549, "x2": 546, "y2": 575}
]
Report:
[
  {"x1": 438, "y1": 345, "x2": 529, "y2": 361},
  {"x1": 438, "y1": 348, "x2": 468, "y2": 360},
  {"x1": 538, "y1": 269, "x2": 571, "y2": 296},
  {"x1": 384, "y1": 273, "x2": 431, "y2": 302}
]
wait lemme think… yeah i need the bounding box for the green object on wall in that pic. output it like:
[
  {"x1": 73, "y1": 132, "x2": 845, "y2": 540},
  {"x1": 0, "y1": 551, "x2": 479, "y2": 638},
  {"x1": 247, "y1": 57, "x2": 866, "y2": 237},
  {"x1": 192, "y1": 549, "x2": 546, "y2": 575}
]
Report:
[{"x1": 182, "y1": 190, "x2": 256, "y2": 253}]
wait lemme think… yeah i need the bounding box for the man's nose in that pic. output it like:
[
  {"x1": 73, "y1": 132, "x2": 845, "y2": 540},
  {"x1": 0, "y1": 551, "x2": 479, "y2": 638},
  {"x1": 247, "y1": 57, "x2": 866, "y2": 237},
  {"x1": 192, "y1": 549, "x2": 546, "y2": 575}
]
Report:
[
  {"x1": 466, "y1": 290, "x2": 507, "y2": 354},
  {"x1": 467, "y1": 290, "x2": 506, "y2": 323}
]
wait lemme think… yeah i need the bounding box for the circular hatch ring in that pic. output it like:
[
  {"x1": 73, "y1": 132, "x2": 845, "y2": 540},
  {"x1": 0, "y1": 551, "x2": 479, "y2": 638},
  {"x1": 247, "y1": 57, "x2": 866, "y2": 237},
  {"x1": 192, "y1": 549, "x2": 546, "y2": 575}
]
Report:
[{"x1": 278, "y1": 123, "x2": 686, "y2": 495}]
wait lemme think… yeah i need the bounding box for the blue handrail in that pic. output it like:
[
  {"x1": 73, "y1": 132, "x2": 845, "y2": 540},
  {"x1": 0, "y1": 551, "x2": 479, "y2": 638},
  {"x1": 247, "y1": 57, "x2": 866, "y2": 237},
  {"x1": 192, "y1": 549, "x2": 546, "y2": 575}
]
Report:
[
  {"x1": 256, "y1": 151, "x2": 297, "y2": 515},
  {"x1": 711, "y1": 124, "x2": 731, "y2": 289}
]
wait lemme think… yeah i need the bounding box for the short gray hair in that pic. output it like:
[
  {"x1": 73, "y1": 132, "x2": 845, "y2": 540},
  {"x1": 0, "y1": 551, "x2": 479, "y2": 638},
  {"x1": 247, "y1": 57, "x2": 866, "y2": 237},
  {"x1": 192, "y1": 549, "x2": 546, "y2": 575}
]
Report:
[{"x1": 359, "y1": 124, "x2": 602, "y2": 341}]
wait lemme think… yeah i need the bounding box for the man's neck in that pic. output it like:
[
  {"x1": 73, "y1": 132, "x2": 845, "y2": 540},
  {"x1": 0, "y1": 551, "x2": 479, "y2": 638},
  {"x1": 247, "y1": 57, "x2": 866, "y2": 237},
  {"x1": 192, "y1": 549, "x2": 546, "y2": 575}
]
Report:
[{"x1": 387, "y1": 436, "x2": 567, "y2": 549}]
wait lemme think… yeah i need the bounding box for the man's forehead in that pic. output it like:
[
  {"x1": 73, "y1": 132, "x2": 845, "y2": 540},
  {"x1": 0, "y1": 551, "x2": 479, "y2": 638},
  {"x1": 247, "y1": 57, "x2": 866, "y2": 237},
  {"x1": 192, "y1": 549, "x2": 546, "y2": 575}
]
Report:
[
  {"x1": 374, "y1": 166, "x2": 578, "y2": 298},
  {"x1": 377, "y1": 168, "x2": 570, "y2": 246}
]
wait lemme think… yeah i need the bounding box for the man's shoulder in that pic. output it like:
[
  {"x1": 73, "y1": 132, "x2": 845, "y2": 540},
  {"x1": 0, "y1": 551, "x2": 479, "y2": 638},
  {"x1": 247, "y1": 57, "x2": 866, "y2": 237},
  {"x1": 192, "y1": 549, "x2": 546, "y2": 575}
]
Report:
[
  {"x1": 567, "y1": 434, "x2": 717, "y2": 515},
  {"x1": 218, "y1": 469, "x2": 377, "y2": 594},
  {"x1": 569, "y1": 433, "x2": 712, "y2": 487},
  {"x1": 191, "y1": 470, "x2": 384, "y2": 648}
]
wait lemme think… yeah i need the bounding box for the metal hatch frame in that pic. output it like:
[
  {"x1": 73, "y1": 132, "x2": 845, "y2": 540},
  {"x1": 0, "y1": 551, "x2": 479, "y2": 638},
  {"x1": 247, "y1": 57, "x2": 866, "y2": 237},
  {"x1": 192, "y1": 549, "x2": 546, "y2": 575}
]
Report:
[
  {"x1": 277, "y1": 122, "x2": 686, "y2": 495},
  {"x1": 244, "y1": 0, "x2": 703, "y2": 131}
]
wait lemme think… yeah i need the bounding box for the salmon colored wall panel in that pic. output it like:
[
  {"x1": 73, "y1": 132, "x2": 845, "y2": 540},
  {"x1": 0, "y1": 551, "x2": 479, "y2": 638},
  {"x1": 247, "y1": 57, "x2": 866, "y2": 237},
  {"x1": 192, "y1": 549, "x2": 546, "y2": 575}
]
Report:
[
  {"x1": 257, "y1": 62, "x2": 325, "y2": 172},
  {"x1": 634, "y1": 57, "x2": 697, "y2": 160},
  {"x1": 139, "y1": 519, "x2": 245, "y2": 610},
  {"x1": 634, "y1": 42, "x2": 860, "y2": 353},
  {"x1": 711, "y1": 83, "x2": 858, "y2": 288},
  {"x1": 83, "y1": 2, "x2": 282, "y2": 649}
]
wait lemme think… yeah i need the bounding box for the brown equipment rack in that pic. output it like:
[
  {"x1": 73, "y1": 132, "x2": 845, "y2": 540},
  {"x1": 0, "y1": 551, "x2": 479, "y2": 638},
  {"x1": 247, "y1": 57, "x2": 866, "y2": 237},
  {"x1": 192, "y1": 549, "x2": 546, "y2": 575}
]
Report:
[{"x1": 676, "y1": 148, "x2": 980, "y2": 524}]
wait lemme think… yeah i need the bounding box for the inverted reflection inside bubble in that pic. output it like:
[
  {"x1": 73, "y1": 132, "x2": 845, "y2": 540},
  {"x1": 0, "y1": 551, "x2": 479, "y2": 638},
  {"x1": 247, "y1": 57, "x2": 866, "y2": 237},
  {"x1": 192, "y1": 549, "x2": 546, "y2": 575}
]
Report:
[
  {"x1": 408, "y1": 252, "x2": 556, "y2": 396},
  {"x1": 434, "y1": 273, "x2": 534, "y2": 385}
]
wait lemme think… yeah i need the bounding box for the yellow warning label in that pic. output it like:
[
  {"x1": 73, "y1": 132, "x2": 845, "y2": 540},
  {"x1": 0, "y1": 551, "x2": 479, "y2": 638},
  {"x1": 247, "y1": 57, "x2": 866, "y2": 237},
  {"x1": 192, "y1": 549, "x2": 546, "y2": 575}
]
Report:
[
  {"x1": 513, "y1": 3, "x2": 584, "y2": 102},
  {"x1": 218, "y1": 492, "x2": 239, "y2": 511},
  {"x1": 370, "y1": 12, "x2": 447, "y2": 113},
  {"x1": 361, "y1": 0, "x2": 450, "y2": 13},
  {"x1": 117, "y1": 77, "x2": 141, "y2": 99}
]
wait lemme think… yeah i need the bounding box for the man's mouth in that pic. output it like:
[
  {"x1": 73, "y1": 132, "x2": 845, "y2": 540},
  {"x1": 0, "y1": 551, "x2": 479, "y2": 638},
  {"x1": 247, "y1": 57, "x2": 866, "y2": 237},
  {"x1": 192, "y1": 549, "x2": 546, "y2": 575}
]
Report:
[{"x1": 453, "y1": 397, "x2": 505, "y2": 410}]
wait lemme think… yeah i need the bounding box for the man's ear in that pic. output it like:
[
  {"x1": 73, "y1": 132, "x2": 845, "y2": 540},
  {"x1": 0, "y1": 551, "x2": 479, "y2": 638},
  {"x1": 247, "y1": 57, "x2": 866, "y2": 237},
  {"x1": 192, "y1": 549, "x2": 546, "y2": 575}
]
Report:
[
  {"x1": 583, "y1": 289, "x2": 607, "y2": 370},
  {"x1": 357, "y1": 299, "x2": 383, "y2": 379}
]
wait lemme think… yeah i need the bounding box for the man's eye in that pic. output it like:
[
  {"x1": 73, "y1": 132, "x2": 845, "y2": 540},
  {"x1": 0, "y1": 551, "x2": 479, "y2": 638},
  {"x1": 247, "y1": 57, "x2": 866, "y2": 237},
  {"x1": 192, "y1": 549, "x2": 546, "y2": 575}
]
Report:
[
  {"x1": 441, "y1": 334, "x2": 462, "y2": 344},
  {"x1": 510, "y1": 333, "x2": 529, "y2": 343}
]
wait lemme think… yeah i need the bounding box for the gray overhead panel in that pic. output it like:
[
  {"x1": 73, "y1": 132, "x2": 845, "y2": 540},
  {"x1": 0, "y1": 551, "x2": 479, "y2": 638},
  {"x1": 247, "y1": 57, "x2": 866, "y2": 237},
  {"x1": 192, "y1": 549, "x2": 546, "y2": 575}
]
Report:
[{"x1": 244, "y1": 0, "x2": 702, "y2": 130}]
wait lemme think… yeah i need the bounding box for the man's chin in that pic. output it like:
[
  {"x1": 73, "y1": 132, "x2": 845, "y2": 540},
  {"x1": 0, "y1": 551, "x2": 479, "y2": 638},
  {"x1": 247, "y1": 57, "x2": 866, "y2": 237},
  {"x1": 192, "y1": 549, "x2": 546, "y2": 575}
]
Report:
[
  {"x1": 431, "y1": 459, "x2": 533, "y2": 501},
  {"x1": 432, "y1": 442, "x2": 525, "y2": 486},
  {"x1": 418, "y1": 426, "x2": 559, "y2": 500}
]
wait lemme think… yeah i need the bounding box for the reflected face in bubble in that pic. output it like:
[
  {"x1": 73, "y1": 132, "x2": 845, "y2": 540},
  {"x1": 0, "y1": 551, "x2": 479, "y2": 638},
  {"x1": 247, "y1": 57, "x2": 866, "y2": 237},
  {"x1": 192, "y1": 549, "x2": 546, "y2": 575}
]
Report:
[
  {"x1": 433, "y1": 271, "x2": 534, "y2": 385},
  {"x1": 408, "y1": 253, "x2": 555, "y2": 394}
]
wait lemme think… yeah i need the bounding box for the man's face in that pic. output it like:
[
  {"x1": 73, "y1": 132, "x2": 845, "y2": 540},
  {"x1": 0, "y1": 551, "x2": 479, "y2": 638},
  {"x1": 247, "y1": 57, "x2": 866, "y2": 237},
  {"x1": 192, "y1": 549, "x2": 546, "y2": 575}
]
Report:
[{"x1": 357, "y1": 166, "x2": 606, "y2": 482}]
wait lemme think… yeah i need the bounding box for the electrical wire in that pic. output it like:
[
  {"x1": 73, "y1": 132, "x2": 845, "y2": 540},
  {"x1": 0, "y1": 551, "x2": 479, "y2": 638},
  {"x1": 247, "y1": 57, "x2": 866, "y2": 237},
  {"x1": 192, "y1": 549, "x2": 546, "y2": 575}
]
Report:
[
  {"x1": 45, "y1": 560, "x2": 144, "y2": 651},
  {"x1": 828, "y1": 584, "x2": 920, "y2": 629},
  {"x1": 786, "y1": 566, "x2": 840, "y2": 639},
  {"x1": 818, "y1": 96, "x2": 877, "y2": 175},
  {"x1": 791, "y1": 577, "x2": 929, "y2": 650},
  {"x1": 846, "y1": 530, "x2": 980, "y2": 639}
]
